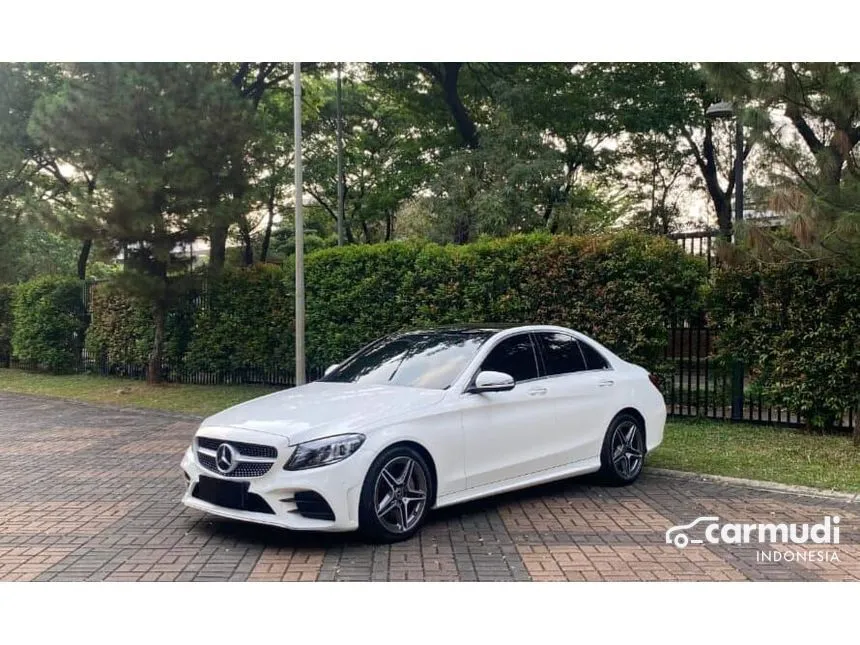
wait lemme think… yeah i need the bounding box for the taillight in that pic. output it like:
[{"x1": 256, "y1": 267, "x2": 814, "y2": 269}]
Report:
[{"x1": 648, "y1": 373, "x2": 662, "y2": 390}]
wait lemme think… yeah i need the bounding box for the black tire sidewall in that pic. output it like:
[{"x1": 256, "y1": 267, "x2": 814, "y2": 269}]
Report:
[{"x1": 358, "y1": 445, "x2": 433, "y2": 543}]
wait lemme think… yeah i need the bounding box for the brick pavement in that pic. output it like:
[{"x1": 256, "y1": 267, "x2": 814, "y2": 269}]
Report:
[{"x1": 0, "y1": 391, "x2": 857, "y2": 581}]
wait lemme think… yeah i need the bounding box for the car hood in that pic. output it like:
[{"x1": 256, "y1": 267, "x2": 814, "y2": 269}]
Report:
[{"x1": 198, "y1": 381, "x2": 447, "y2": 444}]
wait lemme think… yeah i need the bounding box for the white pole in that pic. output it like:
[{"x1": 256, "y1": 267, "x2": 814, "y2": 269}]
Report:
[
  {"x1": 294, "y1": 62, "x2": 306, "y2": 386},
  {"x1": 336, "y1": 62, "x2": 345, "y2": 246}
]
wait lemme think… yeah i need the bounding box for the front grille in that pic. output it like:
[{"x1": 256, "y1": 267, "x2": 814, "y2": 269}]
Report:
[
  {"x1": 197, "y1": 453, "x2": 273, "y2": 478},
  {"x1": 293, "y1": 491, "x2": 336, "y2": 521},
  {"x1": 197, "y1": 436, "x2": 277, "y2": 459},
  {"x1": 196, "y1": 436, "x2": 278, "y2": 478}
]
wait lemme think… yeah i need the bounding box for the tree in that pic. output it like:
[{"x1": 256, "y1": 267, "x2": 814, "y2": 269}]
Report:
[
  {"x1": 30, "y1": 63, "x2": 254, "y2": 382},
  {"x1": 302, "y1": 65, "x2": 435, "y2": 244},
  {"x1": 705, "y1": 63, "x2": 860, "y2": 262},
  {"x1": 0, "y1": 62, "x2": 101, "y2": 280},
  {"x1": 621, "y1": 132, "x2": 695, "y2": 234},
  {"x1": 386, "y1": 63, "x2": 707, "y2": 242}
]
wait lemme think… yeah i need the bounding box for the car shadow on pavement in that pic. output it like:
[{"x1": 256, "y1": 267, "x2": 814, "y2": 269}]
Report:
[{"x1": 191, "y1": 472, "x2": 608, "y2": 548}]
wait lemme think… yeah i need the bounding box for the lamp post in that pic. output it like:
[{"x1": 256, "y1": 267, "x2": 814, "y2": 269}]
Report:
[
  {"x1": 294, "y1": 62, "x2": 306, "y2": 386},
  {"x1": 336, "y1": 63, "x2": 345, "y2": 247},
  {"x1": 705, "y1": 100, "x2": 744, "y2": 236},
  {"x1": 705, "y1": 100, "x2": 744, "y2": 421}
]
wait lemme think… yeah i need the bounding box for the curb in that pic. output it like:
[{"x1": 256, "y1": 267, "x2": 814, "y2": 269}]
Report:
[
  {"x1": 0, "y1": 390, "x2": 205, "y2": 422},
  {"x1": 646, "y1": 467, "x2": 859, "y2": 503}
]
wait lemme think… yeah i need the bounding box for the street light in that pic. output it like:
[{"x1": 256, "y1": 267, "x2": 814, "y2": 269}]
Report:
[
  {"x1": 294, "y1": 62, "x2": 306, "y2": 386},
  {"x1": 336, "y1": 63, "x2": 345, "y2": 247},
  {"x1": 705, "y1": 99, "x2": 745, "y2": 423},
  {"x1": 705, "y1": 100, "x2": 744, "y2": 231}
]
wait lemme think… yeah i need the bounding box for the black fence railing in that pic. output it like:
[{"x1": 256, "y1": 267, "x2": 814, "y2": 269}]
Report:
[
  {"x1": 667, "y1": 229, "x2": 720, "y2": 270},
  {"x1": 664, "y1": 318, "x2": 854, "y2": 431},
  {"x1": 2, "y1": 354, "x2": 325, "y2": 388}
]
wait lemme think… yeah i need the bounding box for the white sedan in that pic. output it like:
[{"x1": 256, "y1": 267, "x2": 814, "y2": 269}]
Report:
[{"x1": 181, "y1": 324, "x2": 666, "y2": 542}]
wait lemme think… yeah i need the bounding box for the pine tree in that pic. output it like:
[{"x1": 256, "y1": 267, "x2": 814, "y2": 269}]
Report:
[{"x1": 30, "y1": 63, "x2": 254, "y2": 382}]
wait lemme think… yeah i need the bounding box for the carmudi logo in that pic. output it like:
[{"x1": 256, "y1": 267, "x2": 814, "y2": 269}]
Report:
[{"x1": 665, "y1": 515, "x2": 841, "y2": 563}]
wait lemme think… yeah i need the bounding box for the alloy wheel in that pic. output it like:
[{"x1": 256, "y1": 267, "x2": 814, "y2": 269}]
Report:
[
  {"x1": 610, "y1": 421, "x2": 644, "y2": 480},
  {"x1": 373, "y1": 456, "x2": 428, "y2": 534}
]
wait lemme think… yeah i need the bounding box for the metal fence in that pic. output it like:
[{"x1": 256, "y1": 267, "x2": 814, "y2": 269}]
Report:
[
  {"x1": 663, "y1": 229, "x2": 854, "y2": 431},
  {"x1": 664, "y1": 319, "x2": 853, "y2": 430},
  {"x1": 667, "y1": 229, "x2": 720, "y2": 270},
  {"x1": 2, "y1": 354, "x2": 325, "y2": 388}
]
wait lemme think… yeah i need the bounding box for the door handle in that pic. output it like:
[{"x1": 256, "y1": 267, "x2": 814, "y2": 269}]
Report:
[
  {"x1": 598, "y1": 380, "x2": 615, "y2": 387},
  {"x1": 527, "y1": 387, "x2": 548, "y2": 396}
]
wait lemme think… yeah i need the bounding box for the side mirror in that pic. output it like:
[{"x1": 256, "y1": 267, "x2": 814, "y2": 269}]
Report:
[
  {"x1": 469, "y1": 370, "x2": 515, "y2": 393},
  {"x1": 324, "y1": 363, "x2": 339, "y2": 377}
]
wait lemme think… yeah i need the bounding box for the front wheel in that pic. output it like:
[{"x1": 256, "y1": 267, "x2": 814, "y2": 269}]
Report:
[
  {"x1": 358, "y1": 445, "x2": 433, "y2": 543},
  {"x1": 599, "y1": 413, "x2": 646, "y2": 485}
]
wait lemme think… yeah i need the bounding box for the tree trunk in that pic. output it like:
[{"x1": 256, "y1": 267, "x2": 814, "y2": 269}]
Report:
[
  {"x1": 240, "y1": 225, "x2": 253, "y2": 266},
  {"x1": 453, "y1": 215, "x2": 471, "y2": 244},
  {"x1": 260, "y1": 185, "x2": 276, "y2": 263},
  {"x1": 148, "y1": 304, "x2": 165, "y2": 385},
  {"x1": 713, "y1": 193, "x2": 732, "y2": 238},
  {"x1": 439, "y1": 64, "x2": 479, "y2": 149},
  {"x1": 854, "y1": 401, "x2": 860, "y2": 447},
  {"x1": 77, "y1": 239, "x2": 92, "y2": 280},
  {"x1": 421, "y1": 63, "x2": 479, "y2": 149},
  {"x1": 209, "y1": 223, "x2": 228, "y2": 273}
]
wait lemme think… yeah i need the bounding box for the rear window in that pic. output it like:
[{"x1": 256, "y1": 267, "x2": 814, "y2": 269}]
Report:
[{"x1": 578, "y1": 340, "x2": 610, "y2": 370}]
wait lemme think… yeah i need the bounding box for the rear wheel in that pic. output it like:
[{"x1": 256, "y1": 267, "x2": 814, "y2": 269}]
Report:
[
  {"x1": 599, "y1": 413, "x2": 646, "y2": 485},
  {"x1": 358, "y1": 445, "x2": 433, "y2": 543}
]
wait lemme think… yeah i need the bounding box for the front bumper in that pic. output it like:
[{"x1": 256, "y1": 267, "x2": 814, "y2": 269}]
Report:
[{"x1": 180, "y1": 427, "x2": 367, "y2": 532}]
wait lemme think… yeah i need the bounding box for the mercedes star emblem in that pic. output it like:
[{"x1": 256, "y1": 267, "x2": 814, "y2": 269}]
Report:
[{"x1": 215, "y1": 443, "x2": 238, "y2": 474}]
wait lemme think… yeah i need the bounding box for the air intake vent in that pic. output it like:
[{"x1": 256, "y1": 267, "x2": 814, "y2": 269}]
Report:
[{"x1": 294, "y1": 491, "x2": 335, "y2": 521}]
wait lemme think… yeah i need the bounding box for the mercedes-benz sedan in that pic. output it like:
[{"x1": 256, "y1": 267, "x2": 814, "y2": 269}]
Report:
[{"x1": 181, "y1": 324, "x2": 665, "y2": 542}]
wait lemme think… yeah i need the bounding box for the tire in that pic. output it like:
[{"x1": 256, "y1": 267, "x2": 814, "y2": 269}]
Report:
[
  {"x1": 598, "y1": 412, "x2": 646, "y2": 486},
  {"x1": 358, "y1": 445, "x2": 434, "y2": 543}
]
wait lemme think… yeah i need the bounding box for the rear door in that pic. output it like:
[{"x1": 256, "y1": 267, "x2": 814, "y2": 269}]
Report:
[{"x1": 533, "y1": 332, "x2": 618, "y2": 464}]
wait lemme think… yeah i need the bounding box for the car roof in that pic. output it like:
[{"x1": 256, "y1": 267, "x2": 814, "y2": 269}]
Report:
[
  {"x1": 395, "y1": 323, "x2": 581, "y2": 337},
  {"x1": 396, "y1": 323, "x2": 517, "y2": 336}
]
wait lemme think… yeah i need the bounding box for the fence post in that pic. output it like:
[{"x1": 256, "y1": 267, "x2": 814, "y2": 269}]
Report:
[{"x1": 730, "y1": 358, "x2": 744, "y2": 421}]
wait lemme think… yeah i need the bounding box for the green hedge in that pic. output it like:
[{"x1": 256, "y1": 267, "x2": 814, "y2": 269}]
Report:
[
  {"x1": 304, "y1": 232, "x2": 707, "y2": 372},
  {"x1": 0, "y1": 284, "x2": 14, "y2": 365},
  {"x1": 85, "y1": 283, "x2": 195, "y2": 373},
  {"x1": 65, "y1": 232, "x2": 708, "y2": 380},
  {"x1": 185, "y1": 264, "x2": 294, "y2": 373},
  {"x1": 709, "y1": 261, "x2": 860, "y2": 428},
  {"x1": 11, "y1": 276, "x2": 86, "y2": 372}
]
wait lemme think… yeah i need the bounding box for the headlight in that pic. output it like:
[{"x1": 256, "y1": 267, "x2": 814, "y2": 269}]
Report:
[{"x1": 284, "y1": 434, "x2": 365, "y2": 471}]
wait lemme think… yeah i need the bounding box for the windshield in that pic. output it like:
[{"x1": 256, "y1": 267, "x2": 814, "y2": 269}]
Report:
[{"x1": 320, "y1": 330, "x2": 495, "y2": 390}]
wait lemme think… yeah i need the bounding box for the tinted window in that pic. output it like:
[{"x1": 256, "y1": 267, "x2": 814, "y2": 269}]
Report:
[
  {"x1": 579, "y1": 340, "x2": 610, "y2": 370},
  {"x1": 536, "y1": 333, "x2": 587, "y2": 376},
  {"x1": 480, "y1": 334, "x2": 539, "y2": 382},
  {"x1": 322, "y1": 330, "x2": 494, "y2": 390}
]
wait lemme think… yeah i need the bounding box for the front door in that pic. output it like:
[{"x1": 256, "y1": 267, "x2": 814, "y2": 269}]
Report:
[{"x1": 460, "y1": 333, "x2": 559, "y2": 489}]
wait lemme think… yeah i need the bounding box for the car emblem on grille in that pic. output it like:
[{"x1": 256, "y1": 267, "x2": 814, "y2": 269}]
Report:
[{"x1": 215, "y1": 443, "x2": 238, "y2": 474}]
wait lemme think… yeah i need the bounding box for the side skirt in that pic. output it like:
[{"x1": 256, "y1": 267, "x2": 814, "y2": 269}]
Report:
[{"x1": 433, "y1": 458, "x2": 602, "y2": 509}]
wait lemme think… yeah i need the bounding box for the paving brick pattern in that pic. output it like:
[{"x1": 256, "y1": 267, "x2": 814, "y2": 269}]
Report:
[{"x1": 0, "y1": 392, "x2": 857, "y2": 581}]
